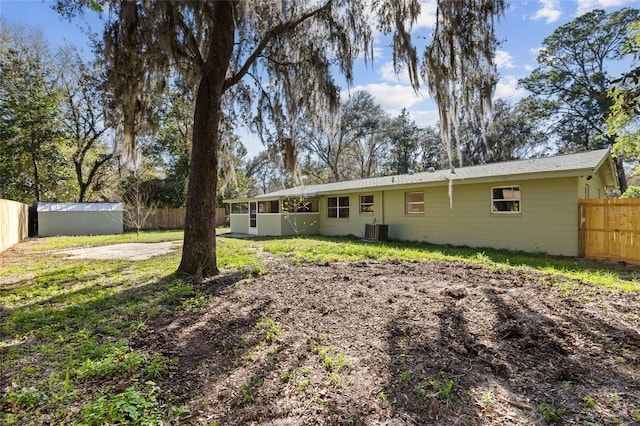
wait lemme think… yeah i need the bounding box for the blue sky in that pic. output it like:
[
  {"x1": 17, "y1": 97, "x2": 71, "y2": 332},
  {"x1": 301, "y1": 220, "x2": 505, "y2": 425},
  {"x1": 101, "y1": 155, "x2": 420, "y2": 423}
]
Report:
[{"x1": 1, "y1": 0, "x2": 639, "y2": 157}]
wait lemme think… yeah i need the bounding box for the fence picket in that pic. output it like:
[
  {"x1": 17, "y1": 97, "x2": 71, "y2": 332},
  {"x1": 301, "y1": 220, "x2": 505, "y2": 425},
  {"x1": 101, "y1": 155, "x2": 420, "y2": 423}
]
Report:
[
  {"x1": 128, "y1": 207, "x2": 226, "y2": 230},
  {"x1": 578, "y1": 199, "x2": 640, "y2": 264}
]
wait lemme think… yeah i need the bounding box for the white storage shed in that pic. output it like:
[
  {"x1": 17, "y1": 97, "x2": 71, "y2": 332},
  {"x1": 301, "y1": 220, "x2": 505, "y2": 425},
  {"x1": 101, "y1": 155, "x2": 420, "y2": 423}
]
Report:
[{"x1": 37, "y1": 203, "x2": 124, "y2": 237}]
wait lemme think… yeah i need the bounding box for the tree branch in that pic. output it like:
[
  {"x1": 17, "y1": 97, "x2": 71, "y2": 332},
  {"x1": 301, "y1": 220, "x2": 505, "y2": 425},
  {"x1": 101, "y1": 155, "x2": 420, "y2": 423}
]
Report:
[{"x1": 224, "y1": 1, "x2": 333, "y2": 90}]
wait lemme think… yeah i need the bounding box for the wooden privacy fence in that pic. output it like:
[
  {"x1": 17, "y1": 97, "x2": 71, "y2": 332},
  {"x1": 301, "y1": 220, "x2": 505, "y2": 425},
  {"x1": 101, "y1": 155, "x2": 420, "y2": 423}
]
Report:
[
  {"x1": 146, "y1": 208, "x2": 186, "y2": 229},
  {"x1": 578, "y1": 199, "x2": 640, "y2": 264},
  {"x1": 0, "y1": 199, "x2": 29, "y2": 253},
  {"x1": 140, "y1": 207, "x2": 227, "y2": 229}
]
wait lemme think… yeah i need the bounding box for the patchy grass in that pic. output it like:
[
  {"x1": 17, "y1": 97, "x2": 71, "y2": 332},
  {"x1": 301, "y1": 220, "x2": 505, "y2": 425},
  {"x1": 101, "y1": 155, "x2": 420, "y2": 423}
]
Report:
[
  {"x1": 27, "y1": 229, "x2": 186, "y2": 252},
  {"x1": 258, "y1": 235, "x2": 639, "y2": 292},
  {"x1": 1, "y1": 230, "x2": 638, "y2": 424}
]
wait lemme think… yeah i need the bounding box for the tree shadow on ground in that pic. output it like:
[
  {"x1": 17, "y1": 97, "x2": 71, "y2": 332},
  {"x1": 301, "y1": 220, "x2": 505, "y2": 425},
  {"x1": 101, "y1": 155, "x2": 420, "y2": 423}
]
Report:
[{"x1": 384, "y1": 274, "x2": 640, "y2": 425}]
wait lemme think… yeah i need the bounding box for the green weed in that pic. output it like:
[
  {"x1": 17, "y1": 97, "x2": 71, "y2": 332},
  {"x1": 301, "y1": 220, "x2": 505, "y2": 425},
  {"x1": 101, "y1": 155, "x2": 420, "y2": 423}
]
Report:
[
  {"x1": 482, "y1": 391, "x2": 493, "y2": 406},
  {"x1": 75, "y1": 346, "x2": 147, "y2": 379},
  {"x1": 180, "y1": 293, "x2": 212, "y2": 311},
  {"x1": 632, "y1": 401, "x2": 640, "y2": 422},
  {"x1": 428, "y1": 371, "x2": 466, "y2": 408},
  {"x1": 312, "y1": 345, "x2": 351, "y2": 372},
  {"x1": 6, "y1": 386, "x2": 47, "y2": 410},
  {"x1": 537, "y1": 403, "x2": 566, "y2": 423},
  {"x1": 146, "y1": 354, "x2": 177, "y2": 378},
  {"x1": 414, "y1": 383, "x2": 427, "y2": 397},
  {"x1": 328, "y1": 372, "x2": 342, "y2": 387},
  {"x1": 398, "y1": 369, "x2": 412, "y2": 384},
  {"x1": 241, "y1": 381, "x2": 254, "y2": 404},
  {"x1": 296, "y1": 378, "x2": 312, "y2": 392},
  {"x1": 256, "y1": 317, "x2": 283, "y2": 344},
  {"x1": 82, "y1": 381, "x2": 163, "y2": 425},
  {"x1": 288, "y1": 368, "x2": 313, "y2": 392},
  {"x1": 583, "y1": 394, "x2": 596, "y2": 410}
]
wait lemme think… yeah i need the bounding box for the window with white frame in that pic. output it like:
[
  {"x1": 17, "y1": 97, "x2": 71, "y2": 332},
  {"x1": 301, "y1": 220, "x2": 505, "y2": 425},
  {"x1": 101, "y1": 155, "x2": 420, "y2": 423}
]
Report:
[
  {"x1": 328, "y1": 196, "x2": 350, "y2": 218},
  {"x1": 491, "y1": 186, "x2": 521, "y2": 214},
  {"x1": 360, "y1": 195, "x2": 374, "y2": 214},
  {"x1": 405, "y1": 191, "x2": 424, "y2": 214}
]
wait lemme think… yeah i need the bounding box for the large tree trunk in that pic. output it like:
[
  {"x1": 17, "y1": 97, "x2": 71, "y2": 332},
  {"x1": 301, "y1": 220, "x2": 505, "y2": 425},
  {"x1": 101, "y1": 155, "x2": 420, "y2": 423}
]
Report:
[
  {"x1": 613, "y1": 156, "x2": 628, "y2": 194},
  {"x1": 31, "y1": 153, "x2": 40, "y2": 202},
  {"x1": 177, "y1": 2, "x2": 234, "y2": 276}
]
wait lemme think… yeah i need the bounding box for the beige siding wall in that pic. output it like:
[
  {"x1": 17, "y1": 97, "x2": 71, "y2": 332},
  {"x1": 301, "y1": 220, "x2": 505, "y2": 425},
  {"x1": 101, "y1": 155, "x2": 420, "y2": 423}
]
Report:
[
  {"x1": 230, "y1": 213, "x2": 320, "y2": 236},
  {"x1": 38, "y1": 211, "x2": 123, "y2": 237},
  {"x1": 377, "y1": 177, "x2": 579, "y2": 256},
  {"x1": 256, "y1": 214, "x2": 282, "y2": 236},
  {"x1": 230, "y1": 214, "x2": 249, "y2": 234},
  {"x1": 0, "y1": 199, "x2": 29, "y2": 253},
  {"x1": 281, "y1": 213, "x2": 320, "y2": 236},
  {"x1": 318, "y1": 191, "x2": 383, "y2": 237},
  {"x1": 578, "y1": 175, "x2": 607, "y2": 199}
]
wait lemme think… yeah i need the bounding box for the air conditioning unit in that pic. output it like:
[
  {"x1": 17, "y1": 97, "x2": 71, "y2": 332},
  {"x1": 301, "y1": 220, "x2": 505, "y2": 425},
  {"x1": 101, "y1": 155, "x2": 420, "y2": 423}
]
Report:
[{"x1": 365, "y1": 223, "x2": 388, "y2": 241}]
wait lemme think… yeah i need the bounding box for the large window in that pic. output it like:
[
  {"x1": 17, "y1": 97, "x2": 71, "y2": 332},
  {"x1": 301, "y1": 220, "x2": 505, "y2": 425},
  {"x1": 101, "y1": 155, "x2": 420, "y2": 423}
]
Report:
[
  {"x1": 328, "y1": 196, "x2": 350, "y2": 218},
  {"x1": 258, "y1": 200, "x2": 280, "y2": 213},
  {"x1": 405, "y1": 191, "x2": 424, "y2": 214},
  {"x1": 360, "y1": 195, "x2": 374, "y2": 214},
  {"x1": 231, "y1": 202, "x2": 249, "y2": 214},
  {"x1": 282, "y1": 198, "x2": 319, "y2": 213},
  {"x1": 491, "y1": 186, "x2": 521, "y2": 214}
]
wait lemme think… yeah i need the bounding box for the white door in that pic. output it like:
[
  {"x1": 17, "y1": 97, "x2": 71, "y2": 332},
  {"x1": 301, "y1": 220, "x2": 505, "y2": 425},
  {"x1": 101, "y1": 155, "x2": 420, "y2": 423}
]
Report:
[{"x1": 248, "y1": 202, "x2": 257, "y2": 235}]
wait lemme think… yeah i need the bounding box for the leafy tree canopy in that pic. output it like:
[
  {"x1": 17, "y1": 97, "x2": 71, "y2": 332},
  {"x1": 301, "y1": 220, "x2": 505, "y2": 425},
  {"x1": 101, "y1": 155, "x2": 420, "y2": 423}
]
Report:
[
  {"x1": 608, "y1": 22, "x2": 640, "y2": 176},
  {"x1": 0, "y1": 20, "x2": 72, "y2": 202},
  {"x1": 55, "y1": 0, "x2": 504, "y2": 276},
  {"x1": 519, "y1": 8, "x2": 639, "y2": 153}
]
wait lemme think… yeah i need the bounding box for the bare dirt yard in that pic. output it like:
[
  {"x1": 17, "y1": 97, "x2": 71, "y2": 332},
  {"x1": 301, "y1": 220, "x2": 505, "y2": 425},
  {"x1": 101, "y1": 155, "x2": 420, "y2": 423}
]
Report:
[{"x1": 135, "y1": 258, "x2": 640, "y2": 425}]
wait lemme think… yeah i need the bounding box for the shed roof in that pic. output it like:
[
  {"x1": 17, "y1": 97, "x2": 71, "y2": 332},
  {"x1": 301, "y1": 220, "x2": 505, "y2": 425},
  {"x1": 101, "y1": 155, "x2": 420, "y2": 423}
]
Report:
[
  {"x1": 227, "y1": 149, "x2": 618, "y2": 201},
  {"x1": 37, "y1": 202, "x2": 124, "y2": 212}
]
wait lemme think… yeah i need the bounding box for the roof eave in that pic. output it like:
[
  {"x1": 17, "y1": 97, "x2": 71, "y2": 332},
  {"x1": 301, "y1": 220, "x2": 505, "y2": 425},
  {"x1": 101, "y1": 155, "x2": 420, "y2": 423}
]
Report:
[{"x1": 312, "y1": 169, "x2": 598, "y2": 196}]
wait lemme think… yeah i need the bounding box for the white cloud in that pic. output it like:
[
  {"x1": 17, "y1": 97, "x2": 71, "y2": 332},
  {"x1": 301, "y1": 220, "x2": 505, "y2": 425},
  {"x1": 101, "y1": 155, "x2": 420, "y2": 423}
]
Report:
[
  {"x1": 344, "y1": 83, "x2": 429, "y2": 111},
  {"x1": 408, "y1": 109, "x2": 440, "y2": 128},
  {"x1": 415, "y1": 0, "x2": 437, "y2": 30},
  {"x1": 495, "y1": 75, "x2": 527, "y2": 100},
  {"x1": 495, "y1": 50, "x2": 516, "y2": 69},
  {"x1": 529, "y1": 47, "x2": 543, "y2": 56},
  {"x1": 576, "y1": 0, "x2": 631, "y2": 16},
  {"x1": 531, "y1": 0, "x2": 562, "y2": 24},
  {"x1": 524, "y1": 64, "x2": 535, "y2": 72},
  {"x1": 379, "y1": 61, "x2": 413, "y2": 85},
  {"x1": 357, "y1": 45, "x2": 385, "y2": 62}
]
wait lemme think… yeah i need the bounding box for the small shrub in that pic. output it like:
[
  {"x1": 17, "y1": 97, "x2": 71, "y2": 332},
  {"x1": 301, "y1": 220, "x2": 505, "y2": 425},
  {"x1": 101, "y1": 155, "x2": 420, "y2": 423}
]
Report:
[{"x1": 621, "y1": 186, "x2": 640, "y2": 198}]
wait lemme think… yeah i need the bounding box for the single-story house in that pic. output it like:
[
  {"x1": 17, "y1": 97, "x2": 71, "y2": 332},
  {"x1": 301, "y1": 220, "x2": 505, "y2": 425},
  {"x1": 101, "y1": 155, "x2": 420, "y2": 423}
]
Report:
[
  {"x1": 225, "y1": 149, "x2": 619, "y2": 257},
  {"x1": 37, "y1": 202, "x2": 124, "y2": 237}
]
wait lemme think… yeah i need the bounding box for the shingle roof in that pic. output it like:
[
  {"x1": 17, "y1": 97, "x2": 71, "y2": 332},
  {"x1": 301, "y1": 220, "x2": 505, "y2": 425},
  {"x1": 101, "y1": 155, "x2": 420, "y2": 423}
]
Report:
[{"x1": 249, "y1": 149, "x2": 616, "y2": 199}]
